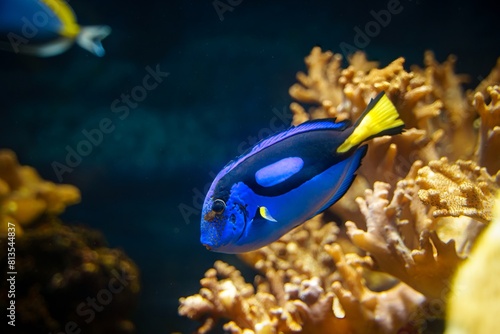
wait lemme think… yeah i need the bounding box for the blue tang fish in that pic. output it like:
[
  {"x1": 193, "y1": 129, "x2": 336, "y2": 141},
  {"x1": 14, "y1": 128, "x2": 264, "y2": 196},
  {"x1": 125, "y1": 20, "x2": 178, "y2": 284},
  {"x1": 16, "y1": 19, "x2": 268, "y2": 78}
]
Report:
[
  {"x1": 0, "y1": 0, "x2": 111, "y2": 57},
  {"x1": 201, "y1": 92, "x2": 404, "y2": 253}
]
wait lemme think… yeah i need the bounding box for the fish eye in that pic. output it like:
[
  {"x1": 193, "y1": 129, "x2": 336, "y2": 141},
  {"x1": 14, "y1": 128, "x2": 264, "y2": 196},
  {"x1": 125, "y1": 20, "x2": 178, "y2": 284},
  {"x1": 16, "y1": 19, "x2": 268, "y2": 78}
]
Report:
[{"x1": 211, "y1": 199, "x2": 226, "y2": 214}]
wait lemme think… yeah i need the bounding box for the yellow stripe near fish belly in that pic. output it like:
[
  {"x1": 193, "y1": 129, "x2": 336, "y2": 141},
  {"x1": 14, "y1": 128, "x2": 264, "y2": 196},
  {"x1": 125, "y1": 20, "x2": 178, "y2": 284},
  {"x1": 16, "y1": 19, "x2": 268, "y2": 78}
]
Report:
[
  {"x1": 337, "y1": 93, "x2": 404, "y2": 153},
  {"x1": 41, "y1": 0, "x2": 81, "y2": 37}
]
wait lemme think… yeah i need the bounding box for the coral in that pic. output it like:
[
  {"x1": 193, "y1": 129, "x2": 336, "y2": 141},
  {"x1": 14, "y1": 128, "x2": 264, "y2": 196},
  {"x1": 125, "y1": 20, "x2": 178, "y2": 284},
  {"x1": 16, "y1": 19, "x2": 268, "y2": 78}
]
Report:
[
  {"x1": 0, "y1": 150, "x2": 140, "y2": 333},
  {"x1": 445, "y1": 193, "x2": 500, "y2": 334},
  {"x1": 411, "y1": 52, "x2": 477, "y2": 160},
  {"x1": 417, "y1": 158, "x2": 499, "y2": 224},
  {"x1": 0, "y1": 149, "x2": 80, "y2": 236},
  {"x1": 289, "y1": 47, "x2": 500, "y2": 225},
  {"x1": 473, "y1": 58, "x2": 500, "y2": 98},
  {"x1": 180, "y1": 47, "x2": 500, "y2": 333},
  {"x1": 346, "y1": 177, "x2": 464, "y2": 301},
  {"x1": 238, "y1": 215, "x2": 340, "y2": 291},
  {"x1": 1, "y1": 222, "x2": 140, "y2": 334},
  {"x1": 325, "y1": 244, "x2": 425, "y2": 334},
  {"x1": 289, "y1": 48, "x2": 500, "y2": 177},
  {"x1": 473, "y1": 85, "x2": 500, "y2": 174},
  {"x1": 180, "y1": 217, "x2": 426, "y2": 334},
  {"x1": 179, "y1": 216, "x2": 342, "y2": 333},
  {"x1": 179, "y1": 260, "x2": 278, "y2": 334}
]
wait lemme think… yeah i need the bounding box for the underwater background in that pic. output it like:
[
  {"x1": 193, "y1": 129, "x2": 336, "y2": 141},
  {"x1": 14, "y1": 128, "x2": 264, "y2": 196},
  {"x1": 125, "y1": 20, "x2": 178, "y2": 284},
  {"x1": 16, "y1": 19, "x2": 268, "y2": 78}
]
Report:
[{"x1": 1, "y1": 0, "x2": 499, "y2": 333}]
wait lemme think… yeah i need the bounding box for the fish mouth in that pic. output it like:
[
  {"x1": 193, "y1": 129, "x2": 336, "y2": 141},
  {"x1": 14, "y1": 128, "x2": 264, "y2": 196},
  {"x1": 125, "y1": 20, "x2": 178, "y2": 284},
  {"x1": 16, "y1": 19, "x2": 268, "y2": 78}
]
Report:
[{"x1": 203, "y1": 244, "x2": 212, "y2": 251}]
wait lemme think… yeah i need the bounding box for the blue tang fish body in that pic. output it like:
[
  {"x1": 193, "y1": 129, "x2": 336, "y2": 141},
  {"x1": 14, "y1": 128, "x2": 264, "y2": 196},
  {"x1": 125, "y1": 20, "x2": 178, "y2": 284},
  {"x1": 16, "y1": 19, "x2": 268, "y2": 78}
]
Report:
[
  {"x1": 0, "y1": 0, "x2": 111, "y2": 57},
  {"x1": 201, "y1": 92, "x2": 404, "y2": 253}
]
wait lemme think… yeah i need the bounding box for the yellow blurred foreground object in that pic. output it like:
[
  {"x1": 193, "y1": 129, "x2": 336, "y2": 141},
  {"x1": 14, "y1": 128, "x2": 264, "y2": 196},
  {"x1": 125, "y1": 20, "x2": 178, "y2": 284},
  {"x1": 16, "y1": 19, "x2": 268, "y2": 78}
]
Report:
[{"x1": 445, "y1": 191, "x2": 500, "y2": 334}]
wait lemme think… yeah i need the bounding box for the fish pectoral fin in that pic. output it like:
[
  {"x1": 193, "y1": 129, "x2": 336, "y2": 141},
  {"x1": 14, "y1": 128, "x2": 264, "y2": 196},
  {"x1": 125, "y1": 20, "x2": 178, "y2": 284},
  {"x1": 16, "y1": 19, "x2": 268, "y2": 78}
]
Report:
[
  {"x1": 258, "y1": 206, "x2": 277, "y2": 222},
  {"x1": 337, "y1": 92, "x2": 404, "y2": 153}
]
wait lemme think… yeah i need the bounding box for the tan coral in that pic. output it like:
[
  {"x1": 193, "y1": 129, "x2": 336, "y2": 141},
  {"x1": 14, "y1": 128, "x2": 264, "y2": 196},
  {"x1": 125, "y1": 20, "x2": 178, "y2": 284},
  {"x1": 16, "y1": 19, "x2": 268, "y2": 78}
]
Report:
[
  {"x1": 1, "y1": 220, "x2": 141, "y2": 334},
  {"x1": 346, "y1": 175, "x2": 465, "y2": 301},
  {"x1": 417, "y1": 157, "x2": 499, "y2": 224},
  {"x1": 473, "y1": 85, "x2": 500, "y2": 174},
  {"x1": 330, "y1": 128, "x2": 442, "y2": 225},
  {"x1": 180, "y1": 220, "x2": 426, "y2": 334},
  {"x1": 410, "y1": 52, "x2": 477, "y2": 160},
  {"x1": 288, "y1": 48, "x2": 446, "y2": 187},
  {"x1": 326, "y1": 244, "x2": 425, "y2": 334},
  {"x1": 0, "y1": 150, "x2": 140, "y2": 333},
  {"x1": 288, "y1": 47, "x2": 346, "y2": 124},
  {"x1": 359, "y1": 128, "x2": 441, "y2": 186},
  {"x1": 0, "y1": 149, "x2": 80, "y2": 235},
  {"x1": 288, "y1": 48, "x2": 499, "y2": 164},
  {"x1": 178, "y1": 260, "x2": 278, "y2": 334},
  {"x1": 289, "y1": 47, "x2": 441, "y2": 131},
  {"x1": 472, "y1": 58, "x2": 500, "y2": 97},
  {"x1": 181, "y1": 47, "x2": 500, "y2": 333},
  {"x1": 239, "y1": 215, "x2": 339, "y2": 293}
]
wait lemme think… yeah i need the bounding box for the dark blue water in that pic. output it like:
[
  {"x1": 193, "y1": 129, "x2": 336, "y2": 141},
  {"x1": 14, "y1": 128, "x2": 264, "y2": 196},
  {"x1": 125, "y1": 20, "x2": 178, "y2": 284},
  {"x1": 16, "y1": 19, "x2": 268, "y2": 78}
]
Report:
[{"x1": 1, "y1": 0, "x2": 499, "y2": 332}]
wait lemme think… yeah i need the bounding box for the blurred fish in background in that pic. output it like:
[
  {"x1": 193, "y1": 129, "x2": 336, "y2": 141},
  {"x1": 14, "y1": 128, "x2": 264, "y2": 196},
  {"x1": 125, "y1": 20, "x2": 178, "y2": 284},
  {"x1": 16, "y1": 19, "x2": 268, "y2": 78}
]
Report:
[{"x1": 0, "y1": 0, "x2": 111, "y2": 57}]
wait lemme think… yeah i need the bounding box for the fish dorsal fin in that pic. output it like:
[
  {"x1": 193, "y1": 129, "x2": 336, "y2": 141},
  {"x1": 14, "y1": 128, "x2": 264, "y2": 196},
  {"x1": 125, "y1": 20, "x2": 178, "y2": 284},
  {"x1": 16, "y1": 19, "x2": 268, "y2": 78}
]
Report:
[
  {"x1": 248, "y1": 118, "x2": 350, "y2": 157},
  {"x1": 222, "y1": 118, "x2": 350, "y2": 171}
]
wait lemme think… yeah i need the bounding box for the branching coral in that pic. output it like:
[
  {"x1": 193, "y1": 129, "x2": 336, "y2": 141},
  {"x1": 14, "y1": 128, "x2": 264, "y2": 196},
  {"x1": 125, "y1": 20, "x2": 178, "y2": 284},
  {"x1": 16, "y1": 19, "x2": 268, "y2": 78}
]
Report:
[
  {"x1": 0, "y1": 150, "x2": 141, "y2": 333},
  {"x1": 1, "y1": 223, "x2": 141, "y2": 334},
  {"x1": 180, "y1": 216, "x2": 344, "y2": 333},
  {"x1": 411, "y1": 52, "x2": 477, "y2": 160},
  {"x1": 289, "y1": 47, "x2": 441, "y2": 132},
  {"x1": 326, "y1": 244, "x2": 425, "y2": 334},
  {"x1": 179, "y1": 260, "x2": 273, "y2": 334},
  {"x1": 473, "y1": 85, "x2": 500, "y2": 174},
  {"x1": 290, "y1": 47, "x2": 500, "y2": 225},
  {"x1": 288, "y1": 47, "x2": 346, "y2": 124},
  {"x1": 289, "y1": 48, "x2": 500, "y2": 177},
  {"x1": 417, "y1": 158, "x2": 499, "y2": 224},
  {"x1": 239, "y1": 215, "x2": 339, "y2": 292},
  {"x1": 346, "y1": 176, "x2": 464, "y2": 301},
  {"x1": 0, "y1": 149, "x2": 80, "y2": 236},
  {"x1": 180, "y1": 217, "x2": 426, "y2": 334},
  {"x1": 180, "y1": 47, "x2": 500, "y2": 333}
]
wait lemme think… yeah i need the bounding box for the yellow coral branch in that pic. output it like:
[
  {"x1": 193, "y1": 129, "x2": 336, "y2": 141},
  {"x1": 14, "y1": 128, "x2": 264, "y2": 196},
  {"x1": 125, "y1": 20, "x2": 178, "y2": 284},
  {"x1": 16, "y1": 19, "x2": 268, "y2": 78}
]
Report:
[{"x1": 0, "y1": 149, "x2": 80, "y2": 236}]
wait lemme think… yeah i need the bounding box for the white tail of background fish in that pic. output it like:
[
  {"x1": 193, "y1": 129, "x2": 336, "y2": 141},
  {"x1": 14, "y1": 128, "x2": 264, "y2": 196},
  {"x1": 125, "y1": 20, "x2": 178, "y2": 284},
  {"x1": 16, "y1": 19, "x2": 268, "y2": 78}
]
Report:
[{"x1": 76, "y1": 25, "x2": 112, "y2": 57}]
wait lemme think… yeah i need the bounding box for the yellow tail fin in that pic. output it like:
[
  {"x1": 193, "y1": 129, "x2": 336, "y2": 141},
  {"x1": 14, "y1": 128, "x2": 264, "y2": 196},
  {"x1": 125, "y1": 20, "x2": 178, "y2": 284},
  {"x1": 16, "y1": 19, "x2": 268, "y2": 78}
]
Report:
[
  {"x1": 42, "y1": 0, "x2": 81, "y2": 37},
  {"x1": 337, "y1": 92, "x2": 404, "y2": 153}
]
